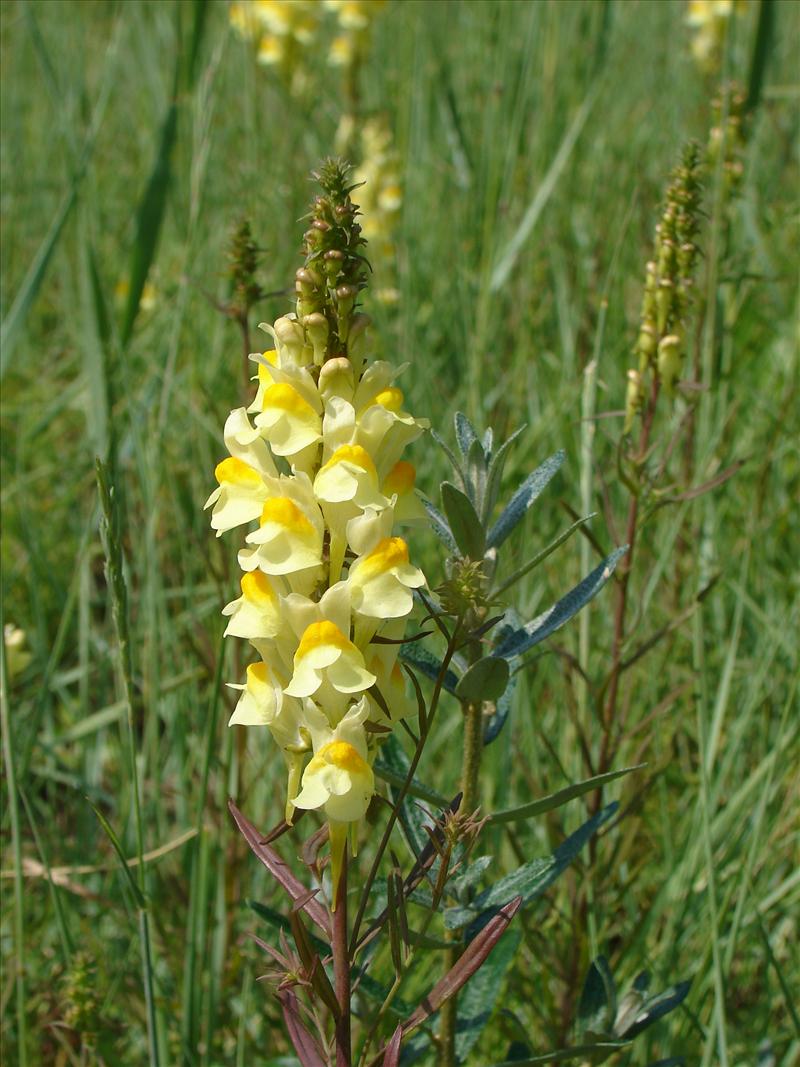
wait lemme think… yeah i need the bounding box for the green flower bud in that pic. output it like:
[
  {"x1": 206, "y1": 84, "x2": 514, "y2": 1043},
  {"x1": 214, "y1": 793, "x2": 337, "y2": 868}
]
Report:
[
  {"x1": 624, "y1": 368, "x2": 644, "y2": 434},
  {"x1": 656, "y1": 280, "x2": 673, "y2": 334},
  {"x1": 303, "y1": 311, "x2": 330, "y2": 365},
  {"x1": 657, "y1": 333, "x2": 682, "y2": 395}
]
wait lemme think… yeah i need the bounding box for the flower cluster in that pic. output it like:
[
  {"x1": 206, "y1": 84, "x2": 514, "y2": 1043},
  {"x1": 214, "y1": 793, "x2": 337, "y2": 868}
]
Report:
[
  {"x1": 229, "y1": 0, "x2": 321, "y2": 77},
  {"x1": 207, "y1": 161, "x2": 427, "y2": 890},
  {"x1": 353, "y1": 116, "x2": 403, "y2": 304},
  {"x1": 685, "y1": 0, "x2": 748, "y2": 71},
  {"x1": 326, "y1": 0, "x2": 387, "y2": 70},
  {"x1": 625, "y1": 143, "x2": 703, "y2": 429},
  {"x1": 229, "y1": 0, "x2": 386, "y2": 86}
]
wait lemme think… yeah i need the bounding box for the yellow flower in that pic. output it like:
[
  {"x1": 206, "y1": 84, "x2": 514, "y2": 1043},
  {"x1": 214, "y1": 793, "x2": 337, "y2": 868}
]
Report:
[
  {"x1": 241, "y1": 475, "x2": 325, "y2": 577},
  {"x1": 293, "y1": 698, "x2": 375, "y2": 822},
  {"x1": 222, "y1": 571, "x2": 282, "y2": 640},
  {"x1": 348, "y1": 535, "x2": 425, "y2": 619},
  {"x1": 286, "y1": 619, "x2": 376, "y2": 699}
]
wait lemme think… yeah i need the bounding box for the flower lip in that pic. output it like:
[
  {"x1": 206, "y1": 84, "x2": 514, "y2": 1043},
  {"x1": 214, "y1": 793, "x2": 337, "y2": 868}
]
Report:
[
  {"x1": 261, "y1": 381, "x2": 317, "y2": 416},
  {"x1": 241, "y1": 570, "x2": 277, "y2": 604},
  {"x1": 359, "y1": 536, "x2": 410, "y2": 576},
  {"x1": 319, "y1": 443, "x2": 377, "y2": 478},
  {"x1": 319, "y1": 739, "x2": 369, "y2": 774},
  {"x1": 260, "y1": 497, "x2": 314, "y2": 534},
  {"x1": 373, "y1": 386, "x2": 404, "y2": 412},
  {"x1": 295, "y1": 620, "x2": 352, "y2": 663},
  {"x1": 215, "y1": 456, "x2": 263, "y2": 487}
]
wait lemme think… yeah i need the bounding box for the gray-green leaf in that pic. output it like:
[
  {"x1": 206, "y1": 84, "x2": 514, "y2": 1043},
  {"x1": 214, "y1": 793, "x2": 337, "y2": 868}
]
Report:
[
  {"x1": 455, "y1": 656, "x2": 510, "y2": 704},
  {"x1": 495, "y1": 547, "x2": 627, "y2": 660},
  {"x1": 441, "y1": 481, "x2": 485, "y2": 559},
  {"x1": 486, "y1": 450, "x2": 565, "y2": 549}
]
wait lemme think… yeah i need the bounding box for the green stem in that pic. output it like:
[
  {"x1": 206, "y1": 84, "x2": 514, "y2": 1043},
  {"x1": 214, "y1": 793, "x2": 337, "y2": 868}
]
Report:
[
  {"x1": 334, "y1": 853, "x2": 352, "y2": 1067},
  {"x1": 440, "y1": 649, "x2": 485, "y2": 1067},
  {"x1": 460, "y1": 701, "x2": 484, "y2": 816},
  {"x1": 0, "y1": 635, "x2": 28, "y2": 1067}
]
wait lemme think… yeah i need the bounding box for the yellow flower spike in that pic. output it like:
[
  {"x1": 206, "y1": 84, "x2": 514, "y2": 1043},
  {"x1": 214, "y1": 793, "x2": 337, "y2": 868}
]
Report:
[
  {"x1": 349, "y1": 536, "x2": 426, "y2": 619},
  {"x1": 210, "y1": 161, "x2": 428, "y2": 854}
]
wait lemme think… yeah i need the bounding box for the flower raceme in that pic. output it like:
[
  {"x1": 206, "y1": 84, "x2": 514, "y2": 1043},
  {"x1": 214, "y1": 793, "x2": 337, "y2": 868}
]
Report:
[{"x1": 207, "y1": 169, "x2": 427, "y2": 897}]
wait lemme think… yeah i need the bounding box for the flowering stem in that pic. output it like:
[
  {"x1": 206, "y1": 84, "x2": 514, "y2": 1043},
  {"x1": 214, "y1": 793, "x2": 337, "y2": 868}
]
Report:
[
  {"x1": 601, "y1": 375, "x2": 660, "y2": 776},
  {"x1": 349, "y1": 632, "x2": 459, "y2": 954},
  {"x1": 440, "y1": 651, "x2": 485, "y2": 1067},
  {"x1": 333, "y1": 851, "x2": 351, "y2": 1067},
  {"x1": 460, "y1": 700, "x2": 483, "y2": 816}
]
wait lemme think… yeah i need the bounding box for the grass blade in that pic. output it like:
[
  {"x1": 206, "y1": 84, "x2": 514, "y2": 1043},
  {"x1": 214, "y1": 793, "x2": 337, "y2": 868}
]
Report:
[{"x1": 120, "y1": 87, "x2": 179, "y2": 346}]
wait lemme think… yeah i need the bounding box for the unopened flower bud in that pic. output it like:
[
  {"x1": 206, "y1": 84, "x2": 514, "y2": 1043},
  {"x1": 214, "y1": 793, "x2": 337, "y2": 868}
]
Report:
[
  {"x1": 318, "y1": 356, "x2": 354, "y2": 399},
  {"x1": 303, "y1": 312, "x2": 329, "y2": 365},
  {"x1": 274, "y1": 315, "x2": 309, "y2": 365},
  {"x1": 656, "y1": 280, "x2": 673, "y2": 334},
  {"x1": 637, "y1": 324, "x2": 658, "y2": 365},
  {"x1": 323, "y1": 249, "x2": 345, "y2": 282},
  {"x1": 624, "y1": 369, "x2": 644, "y2": 434},
  {"x1": 657, "y1": 334, "x2": 682, "y2": 395}
]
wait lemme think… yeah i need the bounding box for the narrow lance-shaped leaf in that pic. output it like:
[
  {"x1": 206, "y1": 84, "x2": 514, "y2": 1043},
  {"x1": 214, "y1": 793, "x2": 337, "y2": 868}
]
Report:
[
  {"x1": 495, "y1": 546, "x2": 627, "y2": 661},
  {"x1": 399, "y1": 896, "x2": 522, "y2": 1036},
  {"x1": 488, "y1": 765, "x2": 644, "y2": 824},
  {"x1": 229, "y1": 801, "x2": 332, "y2": 938},
  {"x1": 483, "y1": 424, "x2": 526, "y2": 524},
  {"x1": 421, "y1": 496, "x2": 458, "y2": 554},
  {"x1": 383, "y1": 1025, "x2": 403, "y2": 1067},
  {"x1": 446, "y1": 804, "x2": 617, "y2": 935},
  {"x1": 429, "y1": 428, "x2": 466, "y2": 488},
  {"x1": 454, "y1": 411, "x2": 479, "y2": 457},
  {"x1": 276, "y1": 989, "x2": 327, "y2": 1067},
  {"x1": 455, "y1": 929, "x2": 521, "y2": 1061},
  {"x1": 486, "y1": 1041, "x2": 627, "y2": 1066},
  {"x1": 467, "y1": 436, "x2": 488, "y2": 513},
  {"x1": 618, "y1": 980, "x2": 692, "y2": 1040},
  {"x1": 441, "y1": 481, "x2": 485, "y2": 559},
  {"x1": 487, "y1": 450, "x2": 566, "y2": 549}
]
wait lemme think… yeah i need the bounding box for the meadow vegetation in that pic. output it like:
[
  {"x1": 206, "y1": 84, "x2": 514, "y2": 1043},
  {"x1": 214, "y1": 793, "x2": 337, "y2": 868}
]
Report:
[{"x1": 1, "y1": 1, "x2": 798, "y2": 1065}]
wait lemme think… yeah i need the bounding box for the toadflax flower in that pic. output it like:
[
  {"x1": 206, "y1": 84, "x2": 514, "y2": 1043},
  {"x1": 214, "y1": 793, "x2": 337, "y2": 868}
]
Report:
[{"x1": 209, "y1": 160, "x2": 428, "y2": 901}]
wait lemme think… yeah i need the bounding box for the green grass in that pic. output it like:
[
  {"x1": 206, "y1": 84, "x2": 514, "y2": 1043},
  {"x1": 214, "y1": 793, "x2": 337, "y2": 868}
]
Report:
[{"x1": 1, "y1": 0, "x2": 798, "y2": 1064}]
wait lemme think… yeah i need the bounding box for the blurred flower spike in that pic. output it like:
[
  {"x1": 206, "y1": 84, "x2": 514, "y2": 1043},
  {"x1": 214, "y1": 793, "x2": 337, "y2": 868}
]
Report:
[
  {"x1": 207, "y1": 159, "x2": 428, "y2": 901},
  {"x1": 685, "y1": 0, "x2": 749, "y2": 71}
]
